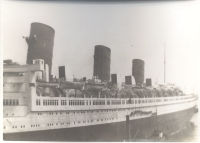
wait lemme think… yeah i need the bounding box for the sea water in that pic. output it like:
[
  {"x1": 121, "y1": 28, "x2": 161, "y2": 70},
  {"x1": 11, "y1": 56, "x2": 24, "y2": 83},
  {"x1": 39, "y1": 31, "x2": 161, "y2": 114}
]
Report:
[{"x1": 166, "y1": 112, "x2": 199, "y2": 142}]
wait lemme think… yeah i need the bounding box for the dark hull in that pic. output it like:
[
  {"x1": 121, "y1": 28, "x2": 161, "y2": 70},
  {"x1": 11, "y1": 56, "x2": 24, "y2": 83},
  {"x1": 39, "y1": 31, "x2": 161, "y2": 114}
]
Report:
[{"x1": 4, "y1": 107, "x2": 196, "y2": 141}]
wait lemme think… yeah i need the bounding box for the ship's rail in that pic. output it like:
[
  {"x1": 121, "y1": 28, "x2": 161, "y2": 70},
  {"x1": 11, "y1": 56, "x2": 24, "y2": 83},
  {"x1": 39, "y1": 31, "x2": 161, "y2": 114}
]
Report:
[{"x1": 30, "y1": 94, "x2": 197, "y2": 111}]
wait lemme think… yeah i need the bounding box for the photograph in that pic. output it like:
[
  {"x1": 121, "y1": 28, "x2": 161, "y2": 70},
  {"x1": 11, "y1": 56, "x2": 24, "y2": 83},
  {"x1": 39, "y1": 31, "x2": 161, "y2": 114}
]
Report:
[{"x1": 1, "y1": 0, "x2": 200, "y2": 142}]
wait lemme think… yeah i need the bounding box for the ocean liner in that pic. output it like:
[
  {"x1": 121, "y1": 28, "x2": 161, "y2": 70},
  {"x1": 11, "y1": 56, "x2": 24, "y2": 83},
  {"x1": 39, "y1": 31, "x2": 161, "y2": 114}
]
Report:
[{"x1": 3, "y1": 23, "x2": 198, "y2": 141}]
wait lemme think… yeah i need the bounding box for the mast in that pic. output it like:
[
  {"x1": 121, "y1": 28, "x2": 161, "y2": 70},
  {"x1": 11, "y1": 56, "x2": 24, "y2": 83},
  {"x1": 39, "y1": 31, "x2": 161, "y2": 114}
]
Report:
[{"x1": 164, "y1": 44, "x2": 166, "y2": 84}]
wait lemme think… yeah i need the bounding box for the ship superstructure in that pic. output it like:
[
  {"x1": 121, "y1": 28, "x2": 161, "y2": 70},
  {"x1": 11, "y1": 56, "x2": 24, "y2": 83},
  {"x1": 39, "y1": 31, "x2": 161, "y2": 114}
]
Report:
[{"x1": 3, "y1": 58, "x2": 198, "y2": 137}]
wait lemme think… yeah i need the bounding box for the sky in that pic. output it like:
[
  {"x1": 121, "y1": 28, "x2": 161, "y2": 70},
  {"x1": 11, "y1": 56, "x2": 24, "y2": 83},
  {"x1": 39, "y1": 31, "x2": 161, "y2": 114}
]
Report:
[{"x1": 1, "y1": 0, "x2": 200, "y2": 94}]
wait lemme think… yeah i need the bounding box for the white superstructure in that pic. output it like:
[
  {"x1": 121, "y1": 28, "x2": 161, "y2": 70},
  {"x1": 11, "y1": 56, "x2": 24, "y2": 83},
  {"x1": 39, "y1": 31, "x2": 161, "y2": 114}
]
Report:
[{"x1": 3, "y1": 61, "x2": 198, "y2": 134}]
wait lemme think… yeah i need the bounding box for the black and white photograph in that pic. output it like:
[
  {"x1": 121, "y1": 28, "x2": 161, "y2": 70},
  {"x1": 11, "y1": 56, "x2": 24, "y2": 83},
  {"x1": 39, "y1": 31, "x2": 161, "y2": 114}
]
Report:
[{"x1": 1, "y1": 0, "x2": 200, "y2": 142}]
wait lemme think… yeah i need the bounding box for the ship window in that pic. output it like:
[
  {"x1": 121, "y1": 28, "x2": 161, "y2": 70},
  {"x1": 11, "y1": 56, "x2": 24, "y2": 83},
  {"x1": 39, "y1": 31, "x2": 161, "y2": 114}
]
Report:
[
  {"x1": 16, "y1": 99, "x2": 19, "y2": 105},
  {"x1": 13, "y1": 100, "x2": 15, "y2": 105},
  {"x1": 9, "y1": 100, "x2": 12, "y2": 105},
  {"x1": 3, "y1": 99, "x2": 19, "y2": 106},
  {"x1": 29, "y1": 83, "x2": 35, "y2": 87}
]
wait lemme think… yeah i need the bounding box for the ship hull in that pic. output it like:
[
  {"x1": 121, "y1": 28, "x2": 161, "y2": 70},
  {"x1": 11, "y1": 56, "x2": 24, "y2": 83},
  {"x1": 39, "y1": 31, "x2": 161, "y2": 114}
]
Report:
[{"x1": 3, "y1": 107, "x2": 196, "y2": 141}]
